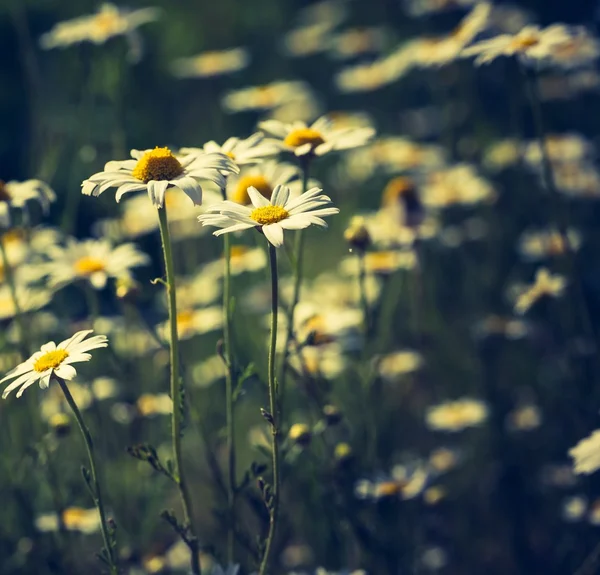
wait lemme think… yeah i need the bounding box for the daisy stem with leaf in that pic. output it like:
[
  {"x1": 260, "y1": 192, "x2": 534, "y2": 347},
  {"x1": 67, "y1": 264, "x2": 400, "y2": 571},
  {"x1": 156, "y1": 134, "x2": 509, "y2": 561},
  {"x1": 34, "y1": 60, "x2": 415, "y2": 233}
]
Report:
[
  {"x1": 157, "y1": 205, "x2": 201, "y2": 575},
  {"x1": 259, "y1": 242, "x2": 281, "y2": 575},
  {"x1": 53, "y1": 375, "x2": 117, "y2": 574},
  {"x1": 220, "y1": 182, "x2": 237, "y2": 564},
  {"x1": 521, "y1": 64, "x2": 597, "y2": 348}
]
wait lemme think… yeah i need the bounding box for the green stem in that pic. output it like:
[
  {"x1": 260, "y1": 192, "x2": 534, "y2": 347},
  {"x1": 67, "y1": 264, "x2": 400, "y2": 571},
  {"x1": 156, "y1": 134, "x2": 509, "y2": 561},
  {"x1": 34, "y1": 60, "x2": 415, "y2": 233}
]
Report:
[
  {"x1": 223, "y1": 229, "x2": 237, "y2": 563},
  {"x1": 54, "y1": 376, "x2": 117, "y2": 574},
  {"x1": 279, "y1": 160, "x2": 310, "y2": 407},
  {"x1": 521, "y1": 65, "x2": 597, "y2": 346},
  {"x1": 157, "y1": 205, "x2": 201, "y2": 575},
  {"x1": 0, "y1": 237, "x2": 27, "y2": 357},
  {"x1": 259, "y1": 243, "x2": 280, "y2": 575},
  {"x1": 83, "y1": 282, "x2": 100, "y2": 325},
  {"x1": 357, "y1": 250, "x2": 369, "y2": 334}
]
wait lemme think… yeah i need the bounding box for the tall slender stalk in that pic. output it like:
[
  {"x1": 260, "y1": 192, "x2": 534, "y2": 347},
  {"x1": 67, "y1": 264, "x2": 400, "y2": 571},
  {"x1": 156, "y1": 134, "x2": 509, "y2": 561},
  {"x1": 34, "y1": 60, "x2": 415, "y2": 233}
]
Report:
[
  {"x1": 53, "y1": 375, "x2": 117, "y2": 575},
  {"x1": 521, "y1": 65, "x2": 597, "y2": 346},
  {"x1": 259, "y1": 243, "x2": 280, "y2": 575},
  {"x1": 357, "y1": 250, "x2": 370, "y2": 334},
  {"x1": 157, "y1": 205, "x2": 201, "y2": 575},
  {"x1": 280, "y1": 160, "x2": 310, "y2": 404},
  {"x1": 0, "y1": 237, "x2": 27, "y2": 357},
  {"x1": 221, "y1": 183, "x2": 237, "y2": 562}
]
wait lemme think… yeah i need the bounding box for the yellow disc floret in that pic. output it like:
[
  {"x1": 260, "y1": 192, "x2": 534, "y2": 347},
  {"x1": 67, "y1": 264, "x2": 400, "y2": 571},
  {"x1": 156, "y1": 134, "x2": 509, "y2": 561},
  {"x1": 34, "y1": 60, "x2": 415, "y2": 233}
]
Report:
[
  {"x1": 233, "y1": 175, "x2": 273, "y2": 204},
  {"x1": 34, "y1": 349, "x2": 69, "y2": 372},
  {"x1": 250, "y1": 205, "x2": 289, "y2": 225},
  {"x1": 284, "y1": 128, "x2": 325, "y2": 149},
  {"x1": 132, "y1": 147, "x2": 184, "y2": 183},
  {"x1": 74, "y1": 257, "x2": 106, "y2": 276}
]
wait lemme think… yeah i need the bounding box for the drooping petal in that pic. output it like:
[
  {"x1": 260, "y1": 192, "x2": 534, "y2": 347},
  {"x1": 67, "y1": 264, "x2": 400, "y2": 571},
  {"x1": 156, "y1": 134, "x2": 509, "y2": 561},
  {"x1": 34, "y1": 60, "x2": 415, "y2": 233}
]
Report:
[{"x1": 262, "y1": 223, "x2": 284, "y2": 247}]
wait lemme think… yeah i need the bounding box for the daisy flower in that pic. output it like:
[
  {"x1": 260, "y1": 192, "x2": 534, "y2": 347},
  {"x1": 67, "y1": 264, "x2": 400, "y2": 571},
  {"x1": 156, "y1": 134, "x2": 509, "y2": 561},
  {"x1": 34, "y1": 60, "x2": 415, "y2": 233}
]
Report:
[
  {"x1": 41, "y1": 237, "x2": 149, "y2": 290},
  {"x1": 425, "y1": 398, "x2": 489, "y2": 432},
  {"x1": 1, "y1": 330, "x2": 108, "y2": 398},
  {"x1": 258, "y1": 115, "x2": 375, "y2": 157},
  {"x1": 39, "y1": 3, "x2": 160, "y2": 62},
  {"x1": 81, "y1": 147, "x2": 237, "y2": 208},
  {"x1": 570, "y1": 430, "x2": 600, "y2": 475},
  {"x1": 0, "y1": 179, "x2": 56, "y2": 227},
  {"x1": 180, "y1": 132, "x2": 279, "y2": 170},
  {"x1": 222, "y1": 81, "x2": 313, "y2": 113},
  {"x1": 171, "y1": 47, "x2": 250, "y2": 78},
  {"x1": 198, "y1": 184, "x2": 339, "y2": 248},
  {"x1": 462, "y1": 24, "x2": 576, "y2": 66}
]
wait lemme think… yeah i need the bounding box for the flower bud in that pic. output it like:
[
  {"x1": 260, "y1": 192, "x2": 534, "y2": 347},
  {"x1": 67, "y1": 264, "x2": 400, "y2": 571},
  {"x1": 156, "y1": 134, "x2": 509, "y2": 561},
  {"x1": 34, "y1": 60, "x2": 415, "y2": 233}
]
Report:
[{"x1": 344, "y1": 216, "x2": 371, "y2": 251}]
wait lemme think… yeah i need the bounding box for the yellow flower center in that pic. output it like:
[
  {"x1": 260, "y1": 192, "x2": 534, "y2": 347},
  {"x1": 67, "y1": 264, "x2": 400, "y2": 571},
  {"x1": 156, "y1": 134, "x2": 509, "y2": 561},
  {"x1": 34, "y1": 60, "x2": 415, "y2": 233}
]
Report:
[
  {"x1": 284, "y1": 128, "x2": 325, "y2": 149},
  {"x1": 176, "y1": 309, "x2": 195, "y2": 333},
  {"x1": 511, "y1": 34, "x2": 539, "y2": 51},
  {"x1": 382, "y1": 177, "x2": 418, "y2": 207},
  {"x1": 250, "y1": 205, "x2": 289, "y2": 225},
  {"x1": 0, "y1": 181, "x2": 11, "y2": 203},
  {"x1": 33, "y1": 349, "x2": 69, "y2": 372},
  {"x1": 131, "y1": 147, "x2": 184, "y2": 183},
  {"x1": 232, "y1": 175, "x2": 273, "y2": 205},
  {"x1": 226, "y1": 151, "x2": 236, "y2": 160},
  {"x1": 375, "y1": 481, "x2": 403, "y2": 497},
  {"x1": 230, "y1": 245, "x2": 250, "y2": 260},
  {"x1": 74, "y1": 257, "x2": 106, "y2": 276}
]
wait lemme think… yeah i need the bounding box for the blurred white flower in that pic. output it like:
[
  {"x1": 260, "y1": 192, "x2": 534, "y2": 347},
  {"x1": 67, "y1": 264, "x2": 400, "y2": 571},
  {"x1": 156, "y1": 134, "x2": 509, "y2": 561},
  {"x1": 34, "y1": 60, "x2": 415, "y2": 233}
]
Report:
[
  {"x1": 40, "y1": 237, "x2": 149, "y2": 290},
  {"x1": 569, "y1": 429, "x2": 600, "y2": 475},
  {"x1": 513, "y1": 268, "x2": 567, "y2": 315},
  {"x1": 426, "y1": 398, "x2": 488, "y2": 432},
  {"x1": 0, "y1": 179, "x2": 55, "y2": 227},
  {"x1": 259, "y1": 115, "x2": 374, "y2": 157},
  {"x1": 171, "y1": 47, "x2": 249, "y2": 78}
]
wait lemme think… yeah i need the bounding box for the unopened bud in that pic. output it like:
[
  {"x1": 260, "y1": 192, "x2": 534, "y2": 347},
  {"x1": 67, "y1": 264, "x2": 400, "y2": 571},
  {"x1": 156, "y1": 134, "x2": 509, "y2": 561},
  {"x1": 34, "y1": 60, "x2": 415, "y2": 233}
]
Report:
[{"x1": 344, "y1": 216, "x2": 371, "y2": 251}]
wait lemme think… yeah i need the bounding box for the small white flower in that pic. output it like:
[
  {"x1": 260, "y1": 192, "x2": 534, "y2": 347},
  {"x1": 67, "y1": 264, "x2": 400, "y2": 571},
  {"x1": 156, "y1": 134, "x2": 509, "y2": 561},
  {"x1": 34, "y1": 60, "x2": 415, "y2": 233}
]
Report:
[
  {"x1": 426, "y1": 398, "x2": 488, "y2": 432},
  {"x1": 198, "y1": 184, "x2": 339, "y2": 248},
  {"x1": 39, "y1": 3, "x2": 160, "y2": 62},
  {"x1": 180, "y1": 132, "x2": 279, "y2": 169},
  {"x1": 40, "y1": 237, "x2": 149, "y2": 290},
  {"x1": 462, "y1": 24, "x2": 577, "y2": 66},
  {"x1": 569, "y1": 430, "x2": 600, "y2": 475},
  {"x1": 0, "y1": 179, "x2": 55, "y2": 227},
  {"x1": 258, "y1": 115, "x2": 375, "y2": 157},
  {"x1": 1, "y1": 330, "x2": 108, "y2": 398},
  {"x1": 82, "y1": 147, "x2": 237, "y2": 208},
  {"x1": 171, "y1": 47, "x2": 250, "y2": 78}
]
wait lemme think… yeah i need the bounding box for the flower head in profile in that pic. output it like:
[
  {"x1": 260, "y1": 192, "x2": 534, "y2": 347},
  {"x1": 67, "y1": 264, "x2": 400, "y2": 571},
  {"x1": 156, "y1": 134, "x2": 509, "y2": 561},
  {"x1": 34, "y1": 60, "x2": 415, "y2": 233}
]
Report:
[
  {"x1": 41, "y1": 237, "x2": 149, "y2": 290},
  {"x1": 180, "y1": 132, "x2": 279, "y2": 170},
  {"x1": 171, "y1": 47, "x2": 250, "y2": 78},
  {"x1": 0, "y1": 179, "x2": 56, "y2": 227},
  {"x1": 426, "y1": 398, "x2": 488, "y2": 432},
  {"x1": 39, "y1": 3, "x2": 160, "y2": 62},
  {"x1": 569, "y1": 430, "x2": 600, "y2": 475},
  {"x1": 1, "y1": 330, "x2": 108, "y2": 398},
  {"x1": 462, "y1": 24, "x2": 576, "y2": 66},
  {"x1": 82, "y1": 147, "x2": 237, "y2": 208},
  {"x1": 258, "y1": 115, "x2": 375, "y2": 157},
  {"x1": 198, "y1": 184, "x2": 339, "y2": 247}
]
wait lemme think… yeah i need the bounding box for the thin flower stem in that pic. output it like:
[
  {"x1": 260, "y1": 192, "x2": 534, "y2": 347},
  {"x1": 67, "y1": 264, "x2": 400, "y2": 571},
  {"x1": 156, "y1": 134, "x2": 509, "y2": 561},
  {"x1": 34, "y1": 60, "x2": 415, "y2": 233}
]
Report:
[
  {"x1": 157, "y1": 205, "x2": 201, "y2": 575},
  {"x1": 222, "y1": 219, "x2": 237, "y2": 563},
  {"x1": 357, "y1": 250, "x2": 370, "y2": 333},
  {"x1": 53, "y1": 376, "x2": 117, "y2": 575},
  {"x1": 279, "y1": 159, "x2": 310, "y2": 406},
  {"x1": 259, "y1": 242, "x2": 280, "y2": 575},
  {"x1": 521, "y1": 65, "x2": 598, "y2": 347},
  {"x1": 0, "y1": 237, "x2": 27, "y2": 357}
]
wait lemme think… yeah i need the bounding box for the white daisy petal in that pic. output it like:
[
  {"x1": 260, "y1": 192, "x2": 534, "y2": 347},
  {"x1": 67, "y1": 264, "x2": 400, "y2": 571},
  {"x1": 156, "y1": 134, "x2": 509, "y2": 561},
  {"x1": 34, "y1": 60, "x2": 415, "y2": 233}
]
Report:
[
  {"x1": 54, "y1": 364, "x2": 77, "y2": 380},
  {"x1": 247, "y1": 186, "x2": 271, "y2": 208},
  {"x1": 262, "y1": 223, "x2": 284, "y2": 247}
]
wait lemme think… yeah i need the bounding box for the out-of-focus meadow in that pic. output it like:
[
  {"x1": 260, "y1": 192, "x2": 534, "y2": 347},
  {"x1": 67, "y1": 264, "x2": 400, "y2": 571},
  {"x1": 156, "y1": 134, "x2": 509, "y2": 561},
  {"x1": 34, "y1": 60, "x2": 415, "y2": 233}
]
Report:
[{"x1": 3, "y1": 0, "x2": 600, "y2": 574}]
